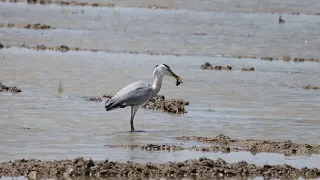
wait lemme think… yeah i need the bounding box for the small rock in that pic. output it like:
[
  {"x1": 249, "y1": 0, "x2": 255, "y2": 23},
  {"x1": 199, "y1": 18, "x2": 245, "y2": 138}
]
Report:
[
  {"x1": 241, "y1": 67, "x2": 255, "y2": 71},
  {"x1": 0, "y1": 43, "x2": 4, "y2": 49}
]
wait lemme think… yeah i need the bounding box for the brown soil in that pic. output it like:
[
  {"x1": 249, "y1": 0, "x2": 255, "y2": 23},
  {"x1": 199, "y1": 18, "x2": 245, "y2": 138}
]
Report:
[
  {"x1": 176, "y1": 134, "x2": 320, "y2": 156},
  {"x1": 303, "y1": 85, "x2": 320, "y2": 90},
  {"x1": 0, "y1": 157, "x2": 319, "y2": 179},
  {"x1": 0, "y1": 23, "x2": 55, "y2": 30},
  {"x1": 141, "y1": 94, "x2": 189, "y2": 114},
  {"x1": 200, "y1": 62, "x2": 232, "y2": 70},
  {"x1": 0, "y1": 82, "x2": 22, "y2": 93},
  {"x1": 241, "y1": 67, "x2": 255, "y2": 71}
]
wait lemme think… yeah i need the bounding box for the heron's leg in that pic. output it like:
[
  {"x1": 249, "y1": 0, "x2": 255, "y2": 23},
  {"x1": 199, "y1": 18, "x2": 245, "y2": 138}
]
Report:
[
  {"x1": 130, "y1": 105, "x2": 140, "y2": 132},
  {"x1": 130, "y1": 106, "x2": 134, "y2": 132}
]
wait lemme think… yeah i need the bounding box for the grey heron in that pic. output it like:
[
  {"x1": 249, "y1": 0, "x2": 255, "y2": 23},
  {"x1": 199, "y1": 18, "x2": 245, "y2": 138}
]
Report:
[{"x1": 105, "y1": 64, "x2": 183, "y2": 132}]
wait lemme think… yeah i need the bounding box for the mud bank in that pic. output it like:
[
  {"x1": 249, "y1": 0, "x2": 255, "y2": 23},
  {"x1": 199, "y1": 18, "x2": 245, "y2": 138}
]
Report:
[
  {"x1": 200, "y1": 62, "x2": 232, "y2": 71},
  {"x1": 141, "y1": 94, "x2": 189, "y2": 114},
  {"x1": 0, "y1": 82, "x2": 21, "y2": 93},
  {"x1": 1, "y1": 0, "x2": 320, "y2": 17},
  {"x1": 0, "y1": 23, "x2": 54, "y2": 30},
  {"x1": 261, "y1": 56, "x2": 320, "y2": 62},
  {"x1": 303, "y1": 85, "x2": 320, "y2": 90},
  {"x1": 176, "y1": 134, "x2": 320, "y2": 156},
  {"x1": 0, "y1": 157, "x2": 319, "y2": 179},
  {"x1": 85, "y1": 94, "x2": 188, "y2": 114}
]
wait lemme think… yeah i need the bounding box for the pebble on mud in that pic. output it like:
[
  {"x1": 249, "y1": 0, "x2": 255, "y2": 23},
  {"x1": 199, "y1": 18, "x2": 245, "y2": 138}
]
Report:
[
  {"x1": 0, "y1": 83, "x2": 22, "y2": 93},
  {"x1": 87, "y1": 97, "x2": 103, "y2": 102},
  {"x1": 141, "y1": 94, "x2": 189, "y2": 114},
  {"x1": 200, "y1": 62, "x2": 232, "y2": 70},
  {"x1": 176, "y1": 134, "x2": 320, "y2": 156},
  {"x1": 0, "y1": 157, "x2": 319, "y2": 179},
  {"x1": 241, "y1": 67, "x2": 255, "y2": 71},
  {"x1": 302, "y1": 85, "x2": 320, "y2": 90},
  {"x1": 0, "y1": 43, "x2": 3, "y2": 49}
]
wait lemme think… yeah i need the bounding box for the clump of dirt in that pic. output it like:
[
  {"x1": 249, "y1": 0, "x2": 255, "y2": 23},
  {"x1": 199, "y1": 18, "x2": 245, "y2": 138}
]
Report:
[
  {"x1": 200, "y1": 62, "x2": 232, "y2": 70},
  {"x1": 194, "y1": 32, "x2": 207, "y2": 36},
  {"x1": 303, "y1": 85, "x2": 320, "y2": 90},
  {"x1": 176, "y1": 134, "x2": 320, "y2": 156},
  {"x1": 0, "y1": 157, "x2": 319, "y2": 179},
  {"x1": 141, "y1": 94, "x2": 189, "y2": 114},
  {"x1": 241, "y1": 67, "x2": 255, "y2": 71},
  {"x1": 0, "y1": 23, "x2": 55, "y2": 29},
  {"x1": 102, "y1": 94, "x2": 112, "y2": 98},
  {"x1": 87, "y1": 97, "x2": 103, "y2": 102},
  {"x1": 0, "y1": 82, "x2": 22, "y2": 93},
  {"x1": 261, "y1": 57, "x2": 277, "y2": 61},
  {"x1": 148, "y1": 4, "x2": 169, "y2": 9}
]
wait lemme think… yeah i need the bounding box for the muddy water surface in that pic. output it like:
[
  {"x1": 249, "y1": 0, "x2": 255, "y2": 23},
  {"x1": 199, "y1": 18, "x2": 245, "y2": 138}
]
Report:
[
  {"x1": 0, "y1": 48, "x2": 320, "y2": 163},
  {"x1": 1, "y1": 3, "x2": 320, "y2": 58}
]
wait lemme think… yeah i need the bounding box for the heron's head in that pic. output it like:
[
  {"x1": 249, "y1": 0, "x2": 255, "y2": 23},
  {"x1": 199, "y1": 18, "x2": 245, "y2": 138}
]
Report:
[{"x1": 153, "y1": 64, "x2": 183, "y2": 85}]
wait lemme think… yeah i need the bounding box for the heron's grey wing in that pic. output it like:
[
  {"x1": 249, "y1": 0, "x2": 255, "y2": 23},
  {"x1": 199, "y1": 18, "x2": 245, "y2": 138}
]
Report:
[{"x1": 105, "y1": 81, "x2": 152, "y2": 111}]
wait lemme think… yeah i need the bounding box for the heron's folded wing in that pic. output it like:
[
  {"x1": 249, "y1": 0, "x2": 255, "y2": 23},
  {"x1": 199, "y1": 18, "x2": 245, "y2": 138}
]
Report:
[{"x1": 112, "y1": 81, "x2": 153, "y2": 106}]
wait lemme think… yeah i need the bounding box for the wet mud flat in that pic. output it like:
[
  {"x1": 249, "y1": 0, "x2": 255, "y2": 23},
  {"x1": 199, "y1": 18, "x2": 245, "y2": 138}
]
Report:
[
  {"x1": 0, "y1": 157, "x2": 319, "y2": 179},
  {"x1": 176, "y1": 134, "x2": 320, "y2": 156},
  {"x1": 86, "y1": 94, "x2": 189, "y2": 114}
]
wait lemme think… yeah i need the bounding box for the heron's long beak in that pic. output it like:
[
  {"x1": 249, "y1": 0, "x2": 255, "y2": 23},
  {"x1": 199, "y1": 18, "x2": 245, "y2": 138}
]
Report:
[{"x1": 169, "y1": 69, "x2": 183, "y2": 83}]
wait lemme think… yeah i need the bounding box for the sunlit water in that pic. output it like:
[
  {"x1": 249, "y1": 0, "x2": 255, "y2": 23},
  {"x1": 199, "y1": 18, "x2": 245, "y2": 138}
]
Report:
[{"x1": 0, "y1": 0, "x2": 320, "y2": 174}]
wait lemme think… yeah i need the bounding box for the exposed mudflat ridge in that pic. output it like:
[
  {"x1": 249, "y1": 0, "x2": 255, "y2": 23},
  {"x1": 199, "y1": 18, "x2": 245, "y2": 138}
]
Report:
[
  {"x1": 0, "y1": 157, "x2": 319, "y2": 179},
  {"x1": 176, "y1": 134, "x2": 320, "y2": 156}
]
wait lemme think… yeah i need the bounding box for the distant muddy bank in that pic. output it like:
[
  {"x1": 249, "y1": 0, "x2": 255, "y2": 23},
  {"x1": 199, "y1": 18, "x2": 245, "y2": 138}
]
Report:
[
  {"x1": 0, "y1": 23, "x2": 54, "y2": 30},
  {"x1": 1, "y1": 0, "x2": 320, "y2": 17},
  {"x1": 1, "y1": 43, "x2": 320, "y2": 63},
  {"x1": 176, "y1": 134, "x2": 320, "y2": 156},
  {"x1": 0, "y1": 82, "x2": 21, "y2": 93},
  {"x1": 0, "y1": 157, "x2": 319, "y2": 179}
]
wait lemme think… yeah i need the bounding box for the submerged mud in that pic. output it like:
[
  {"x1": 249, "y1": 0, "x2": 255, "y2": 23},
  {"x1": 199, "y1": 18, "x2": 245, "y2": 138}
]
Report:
[
  {"x1": 0, "y1": 23, "x2": 55, "y2": 30},
  {"x1": 105, "y1": 143, "x2": 237, "y2": 153},
  {"x1": 176, "y1": 134, "x2": 320, "y2": 156},
  {"x1": 0, "y1": 82, "x2": 21, "y2": 93},
  {"x1": 141, "y1": 94, "x2": 189, "y2": 114},
  {"x1": 303, "y1": 85, "x2": 320, "y2": 90},
  {"x1": 0, "y1": 157, "x2": 319, "y2": 179}
]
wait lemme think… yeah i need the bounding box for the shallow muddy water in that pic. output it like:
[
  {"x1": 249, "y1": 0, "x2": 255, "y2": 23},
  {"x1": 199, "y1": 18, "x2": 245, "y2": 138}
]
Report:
[
  {"x1": 0, "y1": 48, "x2": 320, "y2": 164},
  {"x1": 1, "y1": 3, "x2": 320, "y2": 58},
  {"x1": 0, "y1": 0, "x2": 320, "y2": 177}
]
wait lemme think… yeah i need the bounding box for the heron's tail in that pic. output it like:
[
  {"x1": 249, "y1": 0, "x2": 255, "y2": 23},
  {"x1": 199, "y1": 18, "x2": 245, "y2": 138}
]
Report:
[
  {"x1": 105, "y1": 98, "x2": 126, "y2": 111},
  {"x1": 105, "y1": 98, "x2": 116, "y2": 111}
]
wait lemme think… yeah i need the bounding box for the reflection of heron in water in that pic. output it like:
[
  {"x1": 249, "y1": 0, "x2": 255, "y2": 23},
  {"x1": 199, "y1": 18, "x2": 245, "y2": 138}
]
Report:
[{"x1": 105, "y1": 64, "x2": 183, "y2": 132}]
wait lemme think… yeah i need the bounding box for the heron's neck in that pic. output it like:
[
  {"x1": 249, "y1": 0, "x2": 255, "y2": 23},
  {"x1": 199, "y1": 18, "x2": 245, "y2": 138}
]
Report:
[{"x1": 151, "y1": 74, "x2": 163, "y2": 98}]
